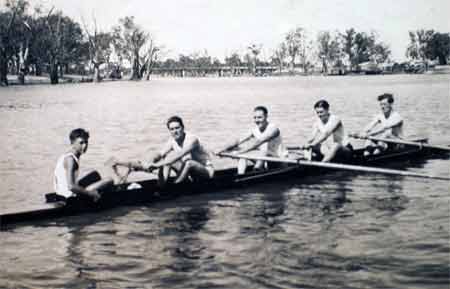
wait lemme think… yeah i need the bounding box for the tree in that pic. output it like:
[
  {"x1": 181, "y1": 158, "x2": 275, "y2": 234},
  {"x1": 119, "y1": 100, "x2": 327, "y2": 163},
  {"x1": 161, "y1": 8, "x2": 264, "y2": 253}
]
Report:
[
  {"x1": 82, "y1": 17, "x2": 113, "y2": 82},
  {"x1": 112, "y1": 16, "x2": 149, "y2": 80},
  {"x1": 353, "y1": 32, "x2": 374, "y2": 65},
  {"x1": 225, "y1": 52, "x2": 242, "y2": 67},
  {"x1": 371, "y1": 42, "x2": 391, "y2": 64},
  {"x1": 247, "y1": 43, "x2": 261, "y2": 75},
  {"x1": 339, "y1": 29, "x2": 391, "y2": 72},
  {"x1": 271, "y1": 43, "x2": 287, "y2": 73},
  {"x1": 340, "y1": 28, "x2": 356, "y2": 71},
  {"x1": 31, "y1": 9, "x2": 84, "y2": 84},
  {"x1": 284, "y1": 27, "x2": 305, "y2": 72},
  {"x1": 426, "y1": 32, "x2": 450, "y2": 65},
  {"x1": 225, "y1": 52, "x2": 242, "y2": 75},
  {"x1": 142, "y1": 38, "x2": 160, "y2": 80},
  {"x1": 317, "y1": 31, "x2": 341, "y2": 74},
  {"x1": 406, "y1": 29, "x2": 434, "y2": 63},
  {"x1": 0, "y1": 0, "x2": 29, "y2": 86}
]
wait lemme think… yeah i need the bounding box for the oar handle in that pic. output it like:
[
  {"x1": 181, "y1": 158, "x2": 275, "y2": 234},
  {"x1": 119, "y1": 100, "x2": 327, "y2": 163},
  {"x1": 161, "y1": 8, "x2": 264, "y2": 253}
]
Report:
[
  {"x1": 287, "y1": 145, "x2": 308, "y2": 151},
  {"x1": 348, "y1": 133, "x2": 366, "y2": 139}
]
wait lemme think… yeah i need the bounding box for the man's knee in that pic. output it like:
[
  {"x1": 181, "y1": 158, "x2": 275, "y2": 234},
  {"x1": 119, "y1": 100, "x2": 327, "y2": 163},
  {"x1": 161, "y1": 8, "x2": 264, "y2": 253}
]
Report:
[{"x1": 78, "y1": 169, "x2": 102, "y2": 187}]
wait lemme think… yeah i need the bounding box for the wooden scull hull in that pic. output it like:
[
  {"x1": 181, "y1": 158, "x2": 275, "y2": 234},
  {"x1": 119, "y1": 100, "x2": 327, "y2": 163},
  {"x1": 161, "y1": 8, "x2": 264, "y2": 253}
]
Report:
[{"x1": 0, "y1": 141, "x2": 448, "y2": 228}]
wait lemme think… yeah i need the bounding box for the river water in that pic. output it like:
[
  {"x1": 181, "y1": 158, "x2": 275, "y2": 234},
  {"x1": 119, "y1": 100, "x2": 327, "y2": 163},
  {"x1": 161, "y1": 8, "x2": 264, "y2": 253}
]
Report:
[{"x1": 0, "y1": 75, "x2": 449, "y2": 289}]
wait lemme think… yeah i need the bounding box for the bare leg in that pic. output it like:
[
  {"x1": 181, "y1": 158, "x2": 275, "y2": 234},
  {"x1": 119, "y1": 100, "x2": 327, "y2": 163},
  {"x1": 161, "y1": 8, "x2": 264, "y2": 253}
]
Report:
[
  {"x1": 158, "y1": 162, "x2": 182, "y2": 186},
  {"x1": 174, "y1": 160, "x2": 214, "y2": 183},
  {"x1": 321, "y1": 144, "x2": 341, "y2": 162},
  {"x1": 238, "y1": 158, "x2": 248, "y2": 175},
  {"x1": 85, "y1": 177, "x2": 114, "y2": 194},
  {"x1": 158, "y1": 165, "x2": 171, "y2": 187},
  {"x1": 253, "y1": 160, "x2": 266, "y2": 170}
]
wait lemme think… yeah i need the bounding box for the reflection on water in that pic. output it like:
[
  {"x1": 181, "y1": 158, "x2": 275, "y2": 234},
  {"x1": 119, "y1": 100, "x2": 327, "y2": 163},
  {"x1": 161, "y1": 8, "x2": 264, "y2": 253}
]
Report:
[{"x1": 0, "y1": 75, "x2": 449, "y2": 288}]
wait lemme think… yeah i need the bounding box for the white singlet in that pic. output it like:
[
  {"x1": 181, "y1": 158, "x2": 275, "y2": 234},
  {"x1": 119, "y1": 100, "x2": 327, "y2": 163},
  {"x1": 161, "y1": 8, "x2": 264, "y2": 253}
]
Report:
[
  {"x1": 313, "y1": 115, "x2": 349, "y2": 149},
  {"x1": 250, "y1": 123, "x2": 288, "y2": 157},
  {"x1": 372, "y1": 111, "x2": 403, "y2": 138},
  {"x1": 54, "y1": 153, "x2": 79, "y2": 198},
  {"x1": 166, "y1": 132, "x2": 213, "y2": 166}
]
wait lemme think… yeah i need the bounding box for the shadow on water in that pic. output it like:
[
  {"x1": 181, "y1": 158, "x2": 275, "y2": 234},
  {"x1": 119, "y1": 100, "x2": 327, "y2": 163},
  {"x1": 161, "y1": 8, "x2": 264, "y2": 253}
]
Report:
[{"x1": 2, "y1": 161, "x2": 446, "y2": 288}]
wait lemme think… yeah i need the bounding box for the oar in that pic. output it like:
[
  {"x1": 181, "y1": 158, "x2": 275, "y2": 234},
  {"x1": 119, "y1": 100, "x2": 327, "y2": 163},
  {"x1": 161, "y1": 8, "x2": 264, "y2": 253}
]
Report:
[
  {"x1": 349, "y1": 134, "x2": 450, "y2": 152},
  {"x1": 218, "y1": 152, "x2": 450, "y2": 181}
]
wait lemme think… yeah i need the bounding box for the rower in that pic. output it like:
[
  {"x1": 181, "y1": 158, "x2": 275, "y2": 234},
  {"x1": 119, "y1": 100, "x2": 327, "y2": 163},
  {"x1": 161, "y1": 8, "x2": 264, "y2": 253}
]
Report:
[
  {"x1": 54, "y1": 128, "x2": 113, "y2": 202},
  {"x1": 115, "y1": 116, "x2": 214, "y2": 186},
  {"x1": 217, "y1": 106, "x2": 288, "y2": 174},
  {"x1": 356, "y1": 93, "x2": 403, "y2": 156},
  {"x1": 302, "y1": 100, "x2": 352, "y2": 162}
]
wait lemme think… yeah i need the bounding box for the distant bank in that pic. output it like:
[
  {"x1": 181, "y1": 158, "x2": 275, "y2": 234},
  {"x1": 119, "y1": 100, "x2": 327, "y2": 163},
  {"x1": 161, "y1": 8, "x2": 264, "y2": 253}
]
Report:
[{"x1": 4, "y1": 65, "x2": 450, "y2": 86}]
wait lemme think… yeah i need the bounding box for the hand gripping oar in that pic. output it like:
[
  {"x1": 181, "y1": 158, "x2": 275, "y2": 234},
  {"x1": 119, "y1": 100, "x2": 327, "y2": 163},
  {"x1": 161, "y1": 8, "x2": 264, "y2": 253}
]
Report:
[
  {"x1": 218, "y1": 152, "x2": 450, "y2": 181},
  {"x1": 349, "y1": 134, "x2": 450, "y2": 152}
]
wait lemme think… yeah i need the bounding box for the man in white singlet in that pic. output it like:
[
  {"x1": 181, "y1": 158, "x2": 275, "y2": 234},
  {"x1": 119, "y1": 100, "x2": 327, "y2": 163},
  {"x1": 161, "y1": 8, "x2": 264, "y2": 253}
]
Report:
[
  {"x1": 116, "y1": 116, "x2": 214, "y2": 186},
  {"x1": 303, "y1": 100, "x2": 352, "y2": 162},
  {"x1": 357, "y1": 93, "x2": 403, "y2": 156},
  {"x1": 217, "y1": 106, "x2": 287, "y2": 174},
  {"x1": 54, "y1": 128, "x2": 113, "y2": 201}
]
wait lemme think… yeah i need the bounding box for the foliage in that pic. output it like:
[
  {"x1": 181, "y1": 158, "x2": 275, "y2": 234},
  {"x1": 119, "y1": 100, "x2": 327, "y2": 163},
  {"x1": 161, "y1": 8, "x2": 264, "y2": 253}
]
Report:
[
  {"x1": 112, "y1": 16, "x2": 149, "y2": 80},
  {"x1": 407, "y1": 30, "x2": 450, "y2": 65},
  {"x1": 427, "y1": 32, "x2": 450, "y2": 65},
  {"x1": 317, "y1": 31, "x2": 341, "y2": 73},
  {"x1": 225, "y1": 53, "x2": 242, "y2": 67},
  {"x1": 284, "y1": 27, "x2": 305, "y2": 71}
]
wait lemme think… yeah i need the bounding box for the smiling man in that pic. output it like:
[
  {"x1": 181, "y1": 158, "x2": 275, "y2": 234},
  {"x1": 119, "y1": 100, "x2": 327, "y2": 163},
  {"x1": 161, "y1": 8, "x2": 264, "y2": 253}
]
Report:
[
  {"x1": 217, "y1": 106, "x2": 287, "y2": 174},
  {"x1": 303, "y1": 100, "x2": 352, "y2": 162},
  {"x1": 358, "y1": 93, "x2": 403, "y2": 156},
  {"x1": 118, "y1": 115, "x2": 214, "y2": 186}
]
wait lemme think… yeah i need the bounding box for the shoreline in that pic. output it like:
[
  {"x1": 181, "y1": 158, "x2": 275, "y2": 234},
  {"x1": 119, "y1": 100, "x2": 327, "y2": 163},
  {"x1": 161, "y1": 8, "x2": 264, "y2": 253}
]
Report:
[{"x1": 3, "y1": 65, "x2": 450, "y2": 86}]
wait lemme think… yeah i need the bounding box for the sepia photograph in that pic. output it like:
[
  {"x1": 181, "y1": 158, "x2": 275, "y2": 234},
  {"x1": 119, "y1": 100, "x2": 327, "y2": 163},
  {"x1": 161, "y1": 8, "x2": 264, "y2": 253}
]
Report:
[{"x1": 1, "y1": 0, "x2": 449, "y2": 288}]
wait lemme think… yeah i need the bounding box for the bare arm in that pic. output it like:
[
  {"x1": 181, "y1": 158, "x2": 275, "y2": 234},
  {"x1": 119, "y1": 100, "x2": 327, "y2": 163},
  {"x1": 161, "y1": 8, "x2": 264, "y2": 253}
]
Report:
[
  {"x1": 152, "y1": 137, "x2": 199, "y2": 168},
  {"x1": 306, "y1": 126, "x2": 319, "y2": 145},
  {"x1": 367, "y1": 119, "x2": 403, "y2": 136},
  {"x1": 216, "y1": 132, "x2": 253, "y2": 154},
  {"x1": 65, "y1": 157, "x2": 99, "y2": 199},
  {"x1": 308, "y1": 119, "x2": 341, "y2": 147},
  {"x1": 239, "y1": 127, "x2": 280, "y2": 154},
  {"x1": 361, "y1": 117, "x2": 380, "y2": 136}
]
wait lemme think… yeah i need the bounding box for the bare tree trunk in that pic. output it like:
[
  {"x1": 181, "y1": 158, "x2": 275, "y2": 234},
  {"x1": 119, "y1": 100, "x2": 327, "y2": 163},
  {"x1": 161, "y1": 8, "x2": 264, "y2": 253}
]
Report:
[
  {"x1": 322, "y1": 59, "x2": 328, "y2": 74},
  {"x1": 18, "y1": 43, "x2": 29, "y2": 85},
  {"x1": 49, "y1": 58, "x2": 59, "y2": 84},
  {"x1": 289, "y1": 55, "x2": 295, "y2": 72},
  {"x1": 0, "y1": 51, "x2": 8, "y2": 86},
  {"x1": 130, "y1": 52, "x2": 141, "y2": 80},
  {"x1": 93, "y1": 63, "x2": 101, "y2": 82},
  {"x1": 35, "y1": 60, "x2": 42, "y2": 76}
]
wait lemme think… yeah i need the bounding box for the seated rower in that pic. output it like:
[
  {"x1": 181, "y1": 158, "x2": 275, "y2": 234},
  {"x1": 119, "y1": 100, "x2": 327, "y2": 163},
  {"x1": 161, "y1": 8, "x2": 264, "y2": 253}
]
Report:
[
  {"x1": 302, "y1": 100, "x2": 352, "y2": 162},
  {"x1": 114, "y1": 116, "x2": 214, "y2": 186},
  {"x1": 54, "y1": 128, "x2": 113, "y2": 202},
  {"x1": 217, "y1": 106, "x2": 288, "y2": 174},
  {"x1": 356, "y1": 93, "x2": 403, "y2": 156}
]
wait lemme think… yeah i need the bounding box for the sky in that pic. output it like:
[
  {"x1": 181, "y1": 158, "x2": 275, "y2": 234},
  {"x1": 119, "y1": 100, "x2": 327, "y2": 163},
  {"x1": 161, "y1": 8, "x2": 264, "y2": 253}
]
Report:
[{"x1": 19, "y1": 0, "x2": 450, "y2": 61}]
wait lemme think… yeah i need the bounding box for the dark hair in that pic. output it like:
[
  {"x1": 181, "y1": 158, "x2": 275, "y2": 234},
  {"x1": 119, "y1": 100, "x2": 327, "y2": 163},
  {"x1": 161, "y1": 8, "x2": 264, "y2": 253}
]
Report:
[
  {"x1": 314, "y1": 99, "x2": 330, "y2": 110},
  {"x1": 254, "y1": 106, "x2": 268, "y2": 116},
  {"x1": 69, "y1": 128, "x2": 89, "y2": 144},
  {"x1": 377, "y1": 93, "x2": 394, "y2": 103},
  {"x1": 166, "y1": 115, "x2": 184, "y2": 129}
]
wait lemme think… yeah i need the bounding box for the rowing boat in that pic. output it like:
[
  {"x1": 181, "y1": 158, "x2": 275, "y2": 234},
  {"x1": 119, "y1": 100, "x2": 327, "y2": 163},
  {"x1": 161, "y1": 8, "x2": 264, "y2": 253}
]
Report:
[{"x1": 1, "y1": 139, "x2": 448, "y2": 228}]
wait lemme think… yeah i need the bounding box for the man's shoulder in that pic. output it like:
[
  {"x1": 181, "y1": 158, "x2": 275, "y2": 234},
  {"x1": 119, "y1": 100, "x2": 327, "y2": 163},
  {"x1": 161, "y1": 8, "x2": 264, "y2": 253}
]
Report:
[
  {"x1": 267, "y1": 122, "x2": 280, "y2": 130},
  {"x1": 391, "y1": 111, "x2": 402, "y2": 119},
  {"x1": 327, "y1": 115, "x2": 342, "y2": 126},
  {"x1": 184, "y1": 132, "x2": 201, "y2": 144}
]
